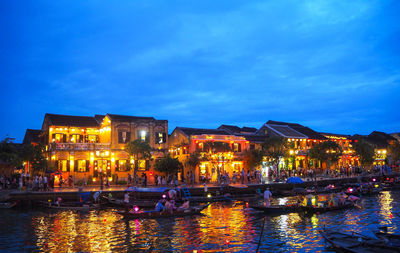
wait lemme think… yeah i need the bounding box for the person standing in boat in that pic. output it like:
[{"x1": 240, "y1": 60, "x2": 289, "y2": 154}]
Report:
[
  {"x1": 263, "y1": 188, "x2": 272, "y2": 207},
  {"x1": 124, "y1": 191, "x2": 130, "y2": 212}
]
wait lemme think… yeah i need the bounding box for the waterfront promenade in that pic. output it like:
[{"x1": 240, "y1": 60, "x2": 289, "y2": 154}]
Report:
[{"x1": 4, "y1": 173, "x2": 398, "y2": 202}]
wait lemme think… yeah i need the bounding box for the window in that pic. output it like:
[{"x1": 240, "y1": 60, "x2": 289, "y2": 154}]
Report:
[
  {"x1": 116, "y1": 160, "x2": 128, "y2": 172},
  {"x1": 52, "y1": 133, "x2": 66, "y2": 143},
  {"x1": 59, "y1": 160, "x2": 69, "y2": 172},
  {"x1": 70, "y1": 134, "x2": 83, "y2": 143},
  {"x1": 138, "y1": 160, "x2": 147, "y2": 171},
  {"x1": 86, "y1": 135, "x2": 99, "y2": 143},
  {"x1": 234, "y1": 143, "x2": 242, "y2": 152},
  {"x1": 75, "y1": 160, "x2": 88, "y2": 172},
  {"x1": 118, "y1": 131, "x2": 131, "y2": 143},
  {"x1": 138, "y1": 130, "x2": 149, "y2": 142},
  {"x1": 155, "y1": 132, "x2": 166, "y2": 144}
]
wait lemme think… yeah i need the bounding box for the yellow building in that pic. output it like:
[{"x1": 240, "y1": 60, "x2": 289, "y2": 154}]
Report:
[
  {"x1": 169, "y1": 127, "x2": 250, "y2": 183},
  {"x1": 41, "y1": 113, "x2": 168, "y2": 184}
]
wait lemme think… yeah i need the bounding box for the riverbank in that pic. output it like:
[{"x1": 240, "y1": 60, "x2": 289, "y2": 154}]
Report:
[{"x1": 4, "y1": 173, "x2": 399, "y2": 204}]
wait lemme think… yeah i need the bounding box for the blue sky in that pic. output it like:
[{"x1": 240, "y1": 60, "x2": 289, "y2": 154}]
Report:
[{"x1": 1, "y1": 0, "x2": 400, "y2": 142}]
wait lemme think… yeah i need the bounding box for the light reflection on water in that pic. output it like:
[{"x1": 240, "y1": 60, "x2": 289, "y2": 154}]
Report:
[{"x1": 0, "y1": 191, "x2": 399, "y2": 252}]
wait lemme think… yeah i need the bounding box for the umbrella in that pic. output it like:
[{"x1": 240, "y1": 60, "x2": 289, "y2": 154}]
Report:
[
  {"x1": 286, "y1": 177, "x2": 304, "y2": 184},
  {"x1": 125, "y1": 186, "x2": 136, "y2": 192}
]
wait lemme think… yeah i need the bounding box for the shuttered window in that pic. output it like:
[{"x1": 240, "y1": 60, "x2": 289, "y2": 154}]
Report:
[{"x1": 118, "y1": 131, "x2": 131, "y2": 143}]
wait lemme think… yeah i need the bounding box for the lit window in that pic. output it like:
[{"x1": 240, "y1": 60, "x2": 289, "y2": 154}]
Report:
[
  {"x1": 77, "y1": 160, "x2": 87, "y2": 172},
  {"x1": 138, "y1": 130, "x2": 148, "y2": 142}
]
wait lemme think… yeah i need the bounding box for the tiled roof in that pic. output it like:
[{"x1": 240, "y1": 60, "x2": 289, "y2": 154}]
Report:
[
  {"x1": 23, "y1": 129, "x2": 41, "y2": 144},
  {"x1": 265, "y1": 124, "x2": 307, "y2": 139},
  {"x1": 107, "y1": 114, "x2": 155, "y2": 122},
  {"x1": 94, "y1": 114, "x2": 105, "y2": 124},
  {"x1": 45, "y1": 113, "x2": 99, "y2": 128},
  {"x1": 243, "y1": 134, "x2": 267, "y2": 143},
  {"x1": 218, "y1": 125, "x2": 241, "y2": 133},
  {"x1": 218, "y1": 125, "x2": 258, "y2": 134},
  {"x1": 241, "y1": 127, "x2": 257, "y2": 133},
  {"x1": 267, "y1": 120, "x2": 326, "y2": 140},
  {"x1": 366, "y1": 131, "x2": 397, "y2": 148},
  {"x1": 176, "y1": 127, "x2": 230, "y2": 137}
]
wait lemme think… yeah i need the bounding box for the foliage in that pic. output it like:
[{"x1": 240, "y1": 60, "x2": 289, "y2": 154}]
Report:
[
  {"x1": 262, "y1": 137, "x2": 287, "y2": 161},
  {"x1": 0, "y1": 137, "x2": 22, "y2": 168},
  {"x1": 388, "y1": 141, "x2": 400, "y2": 163},
  {"x1": 125, "y1": 139, "x2": 152, "y2": 184},
  {"x1": 309, "y1": 140, "x2": 342, "y2": 169},
  {"x1": 185, "y1": 152, "x2": 200, "y2": 172},
  {"x1": 243, "y1": 149, "x2": 264, "y2": 170},
  {"x1": 353, "y1": 139, "x2": 375, "y2": 167},
  {"x1": 154, "y1": 155, "x2": 183, "y2": 176},
  {"x1": 203, "y1": 141, "x2": 232, "y2": 153}
]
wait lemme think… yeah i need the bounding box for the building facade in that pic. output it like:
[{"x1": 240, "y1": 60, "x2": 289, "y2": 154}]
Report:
[
  {"x1": 168, "y1": 127, "x2": 250, "y2": 183},
  {"x1": 40, "y1": 113, "x2": 168, "y2": 184}
]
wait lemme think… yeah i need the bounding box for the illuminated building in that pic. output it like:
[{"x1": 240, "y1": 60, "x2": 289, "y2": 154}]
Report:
[
  {"x1": 320, "y1": 133, "x2": 357, "y2": 168},
  {"x1": 168, "y1": 127, "x2": 249, "y2": 182},
  {"x1": 257, "y1": 120, "x2": 327, "y2": 171},
  {"x1": 353, "y1": 131, "x2": 397, "y2": 165},
  {"x1": 36, "y1": 113, "x2": 168, "y2": 183}
]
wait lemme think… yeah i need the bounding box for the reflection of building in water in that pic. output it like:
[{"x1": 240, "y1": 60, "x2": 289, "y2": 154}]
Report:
[{"x1": 379, "y1": 191, "x2": 395, "y2": 229}]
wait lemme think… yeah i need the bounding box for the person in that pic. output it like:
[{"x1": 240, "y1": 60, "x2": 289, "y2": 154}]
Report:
[
  {"x1": 164, "y1": 200, "x2": 176, "y2": 214},
  {"x1": 203, "y1": 183, "x2": 208, "y2": 197},
  {"x1": 93, "y1": 190, "x2": 102, "y2": 203},
  {"x1": 241, "y1": 169, "x2": 245, "y2": 184},
  {"x1": 155, "y1": 199, "x2": 165, "y2": 212},
  {"x1": 55, "y1": 197, "x2": 62, "y2": 207},
  {"x1": 263, "y1": 188, "x2": 272, "y2": 207},
  {"x1": 124, "y1": 191, "x2": 130, "y2": 212},
  {"x1": 178, "y1": 199, "x2": 190, "y2": 211}
]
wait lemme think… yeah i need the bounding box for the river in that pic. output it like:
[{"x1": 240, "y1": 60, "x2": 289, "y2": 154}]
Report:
[{"x1": 0, "y1": 191, "x2": 399, "y2": 252}]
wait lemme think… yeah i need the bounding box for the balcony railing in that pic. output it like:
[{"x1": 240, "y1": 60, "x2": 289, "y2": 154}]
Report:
[{"x1": 49, "y1": 143, "x2": 111, "y2": 151}]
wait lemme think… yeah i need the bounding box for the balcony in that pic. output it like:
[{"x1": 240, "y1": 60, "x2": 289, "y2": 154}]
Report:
[{"x1": 49, "y1": 143, "x2": 111, "y2": 151}]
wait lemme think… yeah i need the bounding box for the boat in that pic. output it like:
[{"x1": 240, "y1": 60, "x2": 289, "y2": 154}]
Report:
[
  {"x1": 102, "y1": 196, "x2": 158, "y2": 208},
  {"x1": 0, "y1": 201, "x2": 18, "y2": 209},
  {"x1": 320, "y1": 229, "x2": 399, "y2": 253},
  {"x1": 301, "y1": 202, "x2": 354, "y2": 215},
  {"x1": 374, "y1": 231, "x2": 400, "y2": 248},
  {"x1": 116, "y1": 204, "x2": 210, "y2": 219},
  {"x1": 39, "y1": 201, "x2": 101, "y2": 210},
  {"x1": 249, "y1": 204, "x2": 299, "y2": 215}
]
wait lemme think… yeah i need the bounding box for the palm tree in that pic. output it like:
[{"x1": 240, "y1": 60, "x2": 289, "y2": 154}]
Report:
[{"x1": 125, "y1": 139, "x2": 151, "y2": 185}]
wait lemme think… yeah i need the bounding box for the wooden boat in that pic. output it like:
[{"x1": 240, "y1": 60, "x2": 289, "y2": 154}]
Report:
[
  {"x1": 320, "y1": 229, "x2": 399, "y2": 253},
  {"x1": 374, "y1": 231, "x2": 400, "y2": 247},
  {"x1": 102, "y1": 196, "x2": 158, "y2": 208},
  {"x1": 249, "y1": 204, "x2": 298, "y2": 215},
  {"x1": 0, "y1": 201, "x2": 18, "y2": 209},
  {"x1": 116, "y1": 204, "x2": 209, "y2": 219},
  {"x1": 38, "y1": 201, "x2": 101, "y2": 210},
  {"x1": 301, "y1": 203, "x2": 354, "y2": 215}
]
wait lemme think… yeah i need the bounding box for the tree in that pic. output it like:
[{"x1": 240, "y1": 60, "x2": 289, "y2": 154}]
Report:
[
  {"x1": 203, "y1": 141, "x2": 232, "y2": 153},
  {"x1": 243, "y1": 149, "x2": 264, "y2": 171},
  {"x1": 309, "y1": 140, "x2": 342, "y2": 170},
  {"x1": 125, "y1": 139, "x2": 151, "y2": 184},
  {"x1": 353, "y1": 140, "x2": 375, "y2": 167},
  {"x1": 262, "y1": 137, "x2": 287, "y2": 176},
  {"x1": 154, "y1": 155, "x2": 183, "y2": 176},
  {"x1": 0, "y1": 137, "x2": 22, "y2": 173},
  {"x1": 388, "y1": 141, "x2": 400, "y2": 164},
  {"x1": 185, "y1": 152, "x2": 200, "y2": 174}
]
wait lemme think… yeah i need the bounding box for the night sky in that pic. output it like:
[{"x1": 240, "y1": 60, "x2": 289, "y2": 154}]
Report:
[{"x1": 1, "y1": 1, "x2": 400, "y2": 142}]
